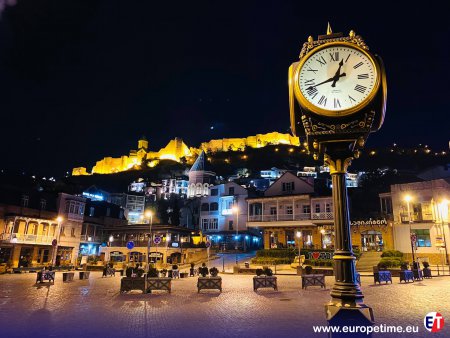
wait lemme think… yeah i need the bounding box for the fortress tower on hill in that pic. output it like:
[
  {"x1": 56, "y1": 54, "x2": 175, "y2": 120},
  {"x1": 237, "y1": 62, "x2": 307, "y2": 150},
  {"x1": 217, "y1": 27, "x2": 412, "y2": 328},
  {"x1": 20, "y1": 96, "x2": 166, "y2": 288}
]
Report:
[{"x1": 72, "y1": 132, "x2": 300, "y2": 176}]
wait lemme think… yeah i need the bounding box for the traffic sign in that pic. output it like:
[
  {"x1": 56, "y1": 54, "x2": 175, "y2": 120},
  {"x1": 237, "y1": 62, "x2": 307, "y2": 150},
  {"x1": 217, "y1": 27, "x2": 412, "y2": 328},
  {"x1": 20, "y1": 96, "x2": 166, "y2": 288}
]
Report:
[
  {"x1": 410, "y1": 233, "x2": 417, "y2": 243},
  {"x1": 205, "y1": 240, "x2": 211, "y2": 248},
  {"x1": 154, "y1": 235, "x2": 162, "y2": 245},
  {"x1": 126, "y1": 241, "x2": 135, "y2": 250},
  {"x1": 52, "y1": 239, "x2": 57, "y2": 247}
]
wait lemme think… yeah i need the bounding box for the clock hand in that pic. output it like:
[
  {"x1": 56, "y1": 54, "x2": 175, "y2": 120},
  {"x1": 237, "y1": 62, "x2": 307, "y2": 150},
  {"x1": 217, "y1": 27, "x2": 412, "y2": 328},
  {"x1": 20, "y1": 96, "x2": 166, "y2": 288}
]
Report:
[
  {"x1": 306, "y1": 73, "x2": 346, "y2": 91},
  {"x1": 306, "y1": 77, "x2": 334, "y2": 90},
  {"x1": 331, "y1": 59, "x2": 344, "y2": 87}
]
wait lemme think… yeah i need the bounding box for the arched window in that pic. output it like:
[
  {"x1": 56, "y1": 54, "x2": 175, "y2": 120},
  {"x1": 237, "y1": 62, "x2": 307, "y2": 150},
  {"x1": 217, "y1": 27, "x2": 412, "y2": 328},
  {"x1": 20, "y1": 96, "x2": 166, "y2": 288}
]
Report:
[
  {"x1": 210, "y1": 202, "x2": 218, "y2": 211},
  {"x1": 201, "y1": 203, "x2": 210, "y2": 212}
]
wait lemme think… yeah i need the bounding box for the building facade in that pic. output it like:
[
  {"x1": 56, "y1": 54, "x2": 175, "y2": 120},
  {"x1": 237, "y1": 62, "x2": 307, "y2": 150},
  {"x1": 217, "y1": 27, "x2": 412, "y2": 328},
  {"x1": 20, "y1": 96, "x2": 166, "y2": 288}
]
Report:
[
  {"x1": 247, "y1": 172, "x2": 394, "y2": 252},
  {"x1": 199, "y1": 182, "x2": 260, "y2": 250},
  {"x1": 380, "y1": 178, "x2": 450, "y2": 264}
]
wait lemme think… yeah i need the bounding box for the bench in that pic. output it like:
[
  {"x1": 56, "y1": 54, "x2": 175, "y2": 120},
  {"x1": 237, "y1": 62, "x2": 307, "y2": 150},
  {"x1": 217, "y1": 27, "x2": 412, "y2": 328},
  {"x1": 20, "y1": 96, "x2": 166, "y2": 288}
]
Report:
[
  {"x1": 63, "y1": 272, "x2": 75, "y2": 282},
  {"x1": 36, "y1": 271, "x2": 55, "y2": 284},
  {"x1": 399, "y1": 270, "x2": 414, "y2": 283},
  {"x1": 301, "y1": 274, "x2": 325, "y2": 289},
  {"x1": 197, "y1": 277, "x2": 222, "y2": 293},
  {"x1": 120, "y1": 277, "x2": 146, "y2": 293},
  {"x1": 79, "y1": 271, "x2": 90, "y2": 280},
  {"x1": 146, "y1": 277, "x2": 172, "y2": 293},
  {"x1": 253, "y1": 276, "x2": 278, "y2": 291},
  {"x1": 374, "y1": 270, "x2": 392, "y2": 284}
]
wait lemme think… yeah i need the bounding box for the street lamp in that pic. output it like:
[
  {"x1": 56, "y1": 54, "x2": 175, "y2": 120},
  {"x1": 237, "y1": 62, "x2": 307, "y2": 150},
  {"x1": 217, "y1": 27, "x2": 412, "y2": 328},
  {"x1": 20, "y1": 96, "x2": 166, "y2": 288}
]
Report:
[
  {"x1": 438, "y1": 199, "x2": 449, "y2": 265},
  {"x1": 296, "y1": 231, "x2": 302, "y2": 264},
  {"x1": 145, "y1": 210, "x2": 153, "y2": 271},
  {"x1": 52, "y1": 216, "x2": 63, "y2": 267},
  {"x1": 232, "y1": 205, "x2": 239, "y2": 265},
  {"x1": 320, "y1": 228, "x2": 326, "y2": 249},
  {"x1": 404, "y1": 195, "x2": 416, "y2": 264}
]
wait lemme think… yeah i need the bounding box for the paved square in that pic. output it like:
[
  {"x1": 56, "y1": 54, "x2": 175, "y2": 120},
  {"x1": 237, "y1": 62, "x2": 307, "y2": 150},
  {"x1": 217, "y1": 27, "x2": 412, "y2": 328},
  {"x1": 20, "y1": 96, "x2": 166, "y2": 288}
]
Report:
[{"x1": 0, "y1": 272, "x2": 449, "y2": 338}]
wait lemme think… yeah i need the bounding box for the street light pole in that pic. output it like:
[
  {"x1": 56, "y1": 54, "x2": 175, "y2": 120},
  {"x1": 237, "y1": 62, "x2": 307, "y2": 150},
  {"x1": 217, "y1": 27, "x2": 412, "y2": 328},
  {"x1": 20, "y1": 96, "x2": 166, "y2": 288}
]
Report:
[
  {"x1": 145, "y1": 210, "x2": 153, "y2": 271},
  {"x1": 296, "y1": 231, "x2": 302, "y2": 264},
  {"x1": 405, "y1": 195, "x2": 416, "y2": 263},
  {"x1": 438, "y1": 200, "x2": 449, "y2": 265},
  {"x1": 52, "y1": 216, "x2": 63, "y2": 267},
  {"x1": 233, "y1": 206, "x2": 239, "y2": 265}
]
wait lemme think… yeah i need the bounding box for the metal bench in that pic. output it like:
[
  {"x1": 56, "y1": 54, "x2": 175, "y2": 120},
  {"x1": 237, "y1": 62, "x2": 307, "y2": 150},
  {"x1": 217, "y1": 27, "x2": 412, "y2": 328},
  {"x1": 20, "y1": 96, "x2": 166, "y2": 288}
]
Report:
[
  {"x1": 197, "y1": 277, "x2": 222, "y2": 293},
  {"x1": 63, "y1": 272, "x2": 75, "y2": 282},
  {"x1": 301, "y1": 274, "x2": 325, "y2": 289},
  {"x1": 36, "y1": 271, "x2": 55, "y2": 284},
  {"x1": 399, "y1": 270, "x2": 414, "y2": 283},
  {"x1": 253, "y1": 276, "x2": 278, "y2": 291},
  {"x1": 374, "y1": 270, "x2": 392, "y2": 284}
]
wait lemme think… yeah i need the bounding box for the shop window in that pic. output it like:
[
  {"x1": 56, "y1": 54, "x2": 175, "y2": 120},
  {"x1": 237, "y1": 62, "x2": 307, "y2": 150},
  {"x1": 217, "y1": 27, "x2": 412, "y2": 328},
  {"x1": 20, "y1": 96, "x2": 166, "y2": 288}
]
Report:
[
  {"x1": 210, "y1": 218, "x2": 218, "y2": 230},
  {"x1": 413, "y1": 229, "x2": 431, "y2": 247}
]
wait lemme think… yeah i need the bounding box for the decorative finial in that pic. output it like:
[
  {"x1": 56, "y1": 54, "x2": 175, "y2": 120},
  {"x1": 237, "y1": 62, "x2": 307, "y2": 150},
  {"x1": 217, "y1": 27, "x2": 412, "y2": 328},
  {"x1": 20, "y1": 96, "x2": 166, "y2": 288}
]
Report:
[
  {"x1": 349, "y1": 30, "x2": 355, "y2": 39},
  {"x1": 308, "y1": 35, "x2": 313, "y2": 43},
  {"x1": 327, "y1": 22, "x2": 333, "y2": 35}
]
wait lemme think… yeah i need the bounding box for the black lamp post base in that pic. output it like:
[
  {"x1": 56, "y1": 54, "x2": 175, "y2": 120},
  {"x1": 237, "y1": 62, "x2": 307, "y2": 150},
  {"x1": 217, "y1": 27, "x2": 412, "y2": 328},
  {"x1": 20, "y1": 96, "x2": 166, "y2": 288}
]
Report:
[{"x1": 325, "y1": 300, "x2": 374, "y2": 337}]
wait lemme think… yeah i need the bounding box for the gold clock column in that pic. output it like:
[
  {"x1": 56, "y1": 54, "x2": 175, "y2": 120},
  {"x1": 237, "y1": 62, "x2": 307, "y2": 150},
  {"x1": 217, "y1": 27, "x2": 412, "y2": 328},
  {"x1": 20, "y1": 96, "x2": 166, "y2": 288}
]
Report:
[{"x1": 323, "y1": 142, "x2": 374, "y2": 328}]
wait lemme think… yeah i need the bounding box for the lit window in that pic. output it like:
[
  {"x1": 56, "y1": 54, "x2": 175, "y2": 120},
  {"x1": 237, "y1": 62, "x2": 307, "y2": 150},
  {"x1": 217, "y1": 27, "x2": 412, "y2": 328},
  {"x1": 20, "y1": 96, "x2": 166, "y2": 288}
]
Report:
[
  {"x1": 413, "y1": 229, "x2": 431, "y2": 247},
  {"x1": 89, "y1": 207, "x2": 95, "y2": 217}
]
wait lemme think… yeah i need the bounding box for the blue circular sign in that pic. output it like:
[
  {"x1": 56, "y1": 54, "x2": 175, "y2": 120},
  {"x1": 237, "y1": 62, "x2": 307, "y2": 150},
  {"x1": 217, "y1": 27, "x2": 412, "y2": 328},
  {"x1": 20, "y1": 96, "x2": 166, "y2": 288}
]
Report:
[
  {"x1": 205, "y1": 240, "x2": 211, "y2": 248},
  {"x1": 126, "y1": 241, "x2": 135, "y2": 250},
  {"x1": 154, "y1": 235, "x2": 162, "y2": 245}
]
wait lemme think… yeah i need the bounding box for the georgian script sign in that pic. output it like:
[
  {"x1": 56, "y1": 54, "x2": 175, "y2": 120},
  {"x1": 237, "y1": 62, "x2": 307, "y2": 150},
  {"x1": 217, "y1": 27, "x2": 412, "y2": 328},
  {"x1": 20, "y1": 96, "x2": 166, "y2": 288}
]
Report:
[
  {"x1": 307, "y1": 251, "x2": 334, "y2": 260},
  {"x1": 351, "y1": 218, "x2": 388, "y2": 227}
]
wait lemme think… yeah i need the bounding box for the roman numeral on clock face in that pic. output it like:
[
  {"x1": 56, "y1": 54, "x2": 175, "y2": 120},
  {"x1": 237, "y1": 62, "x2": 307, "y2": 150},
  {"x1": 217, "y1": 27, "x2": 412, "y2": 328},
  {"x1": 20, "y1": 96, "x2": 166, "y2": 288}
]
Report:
[
  {"x1": 306, "y1": 87, "x2": 318, "y2": 97},
  {"x1": 353, "y1": 62, "x2": 363, "y2": 69},
  {"x1": 316, "y1": 56, "x2": 327, "y2": 66},
  {"x1": 354, "y1": 84, "x2": 367, "y2": 93},
  {"x1": 318, "y1": 95, "x2": 327, "y2": 106},
  {"x1": 345, "y1": 54, "x2": 351, "y2": 63},
  {"x1": 334, "y1": 98, "x2": 341, "y2": 108},
  {"x1": 304, "y1": 79, "x2": 315, "y2": 86},
  {"x1": 357, "y1": 73, "x2": 369, "y2": 79},
  {"x1": 329, "y1": 52, "x2": 339, "y2": 62},
  {"x1": 307, "y1": 67, "x2": 318, "y2": 74},
  {"x1": 348, "y1": 95, "x2": 356, "y2": 103}
]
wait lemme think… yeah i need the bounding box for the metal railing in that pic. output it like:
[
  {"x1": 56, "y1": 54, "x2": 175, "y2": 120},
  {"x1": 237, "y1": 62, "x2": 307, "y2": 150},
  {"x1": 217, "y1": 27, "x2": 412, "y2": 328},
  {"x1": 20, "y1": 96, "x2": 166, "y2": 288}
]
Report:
[
  {"x1": 311, "y1": 212, "x2": 333, "y2": 220},
  {"x1": 80, "y1": 235, "x2": 102, "y2": 242},
  {"x1": 0, "y1": 232, "x2": 53, "y2": 244},
  {"x1": 247, "y1": 213, "x2": 313, "y2": 222}
]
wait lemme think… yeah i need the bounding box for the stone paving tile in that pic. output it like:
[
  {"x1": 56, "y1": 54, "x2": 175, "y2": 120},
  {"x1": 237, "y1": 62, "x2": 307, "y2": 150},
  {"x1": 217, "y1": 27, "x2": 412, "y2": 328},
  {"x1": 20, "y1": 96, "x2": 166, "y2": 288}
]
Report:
[{"x1": 0, "y1": 272, "x2": 449, "y2": 338}]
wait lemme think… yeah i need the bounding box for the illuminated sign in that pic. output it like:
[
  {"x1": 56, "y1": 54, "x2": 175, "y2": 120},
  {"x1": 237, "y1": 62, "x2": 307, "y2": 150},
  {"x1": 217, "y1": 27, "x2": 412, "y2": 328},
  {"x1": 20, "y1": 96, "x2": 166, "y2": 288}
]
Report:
[
  {"x1": 222, "y1": 209, "x2": 233, "y2": 215},
  {"x1": 82, "y1": 192, "x2": 104, "y2": 201},
  {"x1": 351, "y1": 218, "x2": 388, "y2": 227}
]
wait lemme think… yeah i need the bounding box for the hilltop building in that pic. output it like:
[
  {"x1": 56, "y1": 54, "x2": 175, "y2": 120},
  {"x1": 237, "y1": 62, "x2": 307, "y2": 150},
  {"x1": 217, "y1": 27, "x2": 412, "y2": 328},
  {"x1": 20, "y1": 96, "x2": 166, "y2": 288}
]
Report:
[{"x1": 72, "y1": 132, "x2": 300, "y2": 176}]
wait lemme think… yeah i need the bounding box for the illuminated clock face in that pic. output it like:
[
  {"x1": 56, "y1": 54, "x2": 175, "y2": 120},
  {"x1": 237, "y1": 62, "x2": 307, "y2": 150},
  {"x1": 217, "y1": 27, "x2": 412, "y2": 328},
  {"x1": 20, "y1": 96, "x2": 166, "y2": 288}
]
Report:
[{"x1": 298, "y1": 45, "x2": 377, "y2": 113}]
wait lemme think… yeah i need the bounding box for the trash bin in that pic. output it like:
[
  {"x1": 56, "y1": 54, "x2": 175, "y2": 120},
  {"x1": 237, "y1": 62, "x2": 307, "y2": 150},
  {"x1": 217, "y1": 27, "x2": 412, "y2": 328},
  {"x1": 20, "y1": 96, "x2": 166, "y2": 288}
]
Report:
[{"x1": 244, "y1": 262, "x2": 250, "y2": 268}]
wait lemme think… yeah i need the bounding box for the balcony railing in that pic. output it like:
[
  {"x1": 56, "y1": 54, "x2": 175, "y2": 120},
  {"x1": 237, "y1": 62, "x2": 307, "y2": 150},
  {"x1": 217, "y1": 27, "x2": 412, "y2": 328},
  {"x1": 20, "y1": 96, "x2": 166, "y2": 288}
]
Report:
[
  {"x1": 247, "y1": 213, "x2": 312, "y2": 222},
  {"x1": 0, "y1": 233, "x2": 53, "y2": 245},
  {"x1": 311, "y1": 212, "x2": 333, "y2": 220}
]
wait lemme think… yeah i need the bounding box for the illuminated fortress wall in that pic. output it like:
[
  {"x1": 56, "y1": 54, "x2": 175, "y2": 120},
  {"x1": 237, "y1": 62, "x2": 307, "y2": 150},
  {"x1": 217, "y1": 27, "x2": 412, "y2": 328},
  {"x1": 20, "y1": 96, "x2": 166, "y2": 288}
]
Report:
[{"x1": 72, "y1": 132, "x2": 299, "y2": 176}]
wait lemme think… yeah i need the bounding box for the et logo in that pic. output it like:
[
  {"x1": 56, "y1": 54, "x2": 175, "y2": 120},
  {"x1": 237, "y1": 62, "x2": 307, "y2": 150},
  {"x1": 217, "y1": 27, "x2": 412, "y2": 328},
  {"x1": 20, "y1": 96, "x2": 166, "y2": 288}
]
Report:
[{"x1": 424, "y1": 312, "x2": 445, "y2": 333}]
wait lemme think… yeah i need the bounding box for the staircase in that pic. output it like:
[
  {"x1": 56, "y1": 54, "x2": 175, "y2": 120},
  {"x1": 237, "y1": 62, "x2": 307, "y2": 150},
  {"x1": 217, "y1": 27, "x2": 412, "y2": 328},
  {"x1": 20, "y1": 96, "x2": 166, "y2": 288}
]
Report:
[{"x1": 356, "y1": 252, "x2": 382, "y2": 272}]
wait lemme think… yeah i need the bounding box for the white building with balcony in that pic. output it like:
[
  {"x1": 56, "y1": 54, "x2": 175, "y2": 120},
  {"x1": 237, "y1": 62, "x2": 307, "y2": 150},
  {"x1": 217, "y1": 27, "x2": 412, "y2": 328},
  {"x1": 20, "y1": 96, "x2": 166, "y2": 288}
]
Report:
[
  {"x1": 199, "y1": 182, "x2": 260, "y2": 250},
  {"x1": 380, "y1": 178, "x2": 450, "y2": 264},
  {"x1": 246, "y1": 172, "x2": 334, "y2": 249}
]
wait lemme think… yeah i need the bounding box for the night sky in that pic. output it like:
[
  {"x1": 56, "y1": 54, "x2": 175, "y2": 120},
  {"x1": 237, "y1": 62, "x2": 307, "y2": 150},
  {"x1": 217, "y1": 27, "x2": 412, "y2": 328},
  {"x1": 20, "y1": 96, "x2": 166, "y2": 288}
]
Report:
[{"x1": 0, "y1": 1, "x2": 449, "y2": 176}]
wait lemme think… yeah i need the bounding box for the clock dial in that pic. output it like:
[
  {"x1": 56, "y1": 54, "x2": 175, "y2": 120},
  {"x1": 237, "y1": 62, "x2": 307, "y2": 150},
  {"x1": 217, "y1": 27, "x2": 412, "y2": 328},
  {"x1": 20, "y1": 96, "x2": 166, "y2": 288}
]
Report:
[{"x1": 298, "y1": 45, "x2": 377, "y2": 113}]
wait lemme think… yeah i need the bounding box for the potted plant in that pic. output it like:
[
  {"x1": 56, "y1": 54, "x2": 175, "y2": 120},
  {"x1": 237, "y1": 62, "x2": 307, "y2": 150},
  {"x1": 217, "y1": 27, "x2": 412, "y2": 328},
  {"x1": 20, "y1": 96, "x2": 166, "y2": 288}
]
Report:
[
  {"x1": 159, "y1": 268, "x2": 167, "y2": 277},
  {"x1": 209, "y1": 267, "x2": 219, "y2": 277},
  {"x1": 422, "y1": 261, "x2": 432, "y2": 278},
  {"x1": 197, "y1": 263, "x2": 222, "y2": 293},
  {"x1": 198, "y1": 263, "x2": 208, "y2": 277},
  {"x1": 256, "y1": 268, "x2": 264, "y2": 276},
  {"x1": 253, "y1": 267, "x2": 277, "y2": 291},
  {"x1": 400, "y1": 262, "x2": 409, "y2": 271},
  {"x1": 148, "y1": 266, "x2": 159, "y2": 278},
  {"x1": 263, "y1": 267, "x2": 273, "y2": 276}
]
